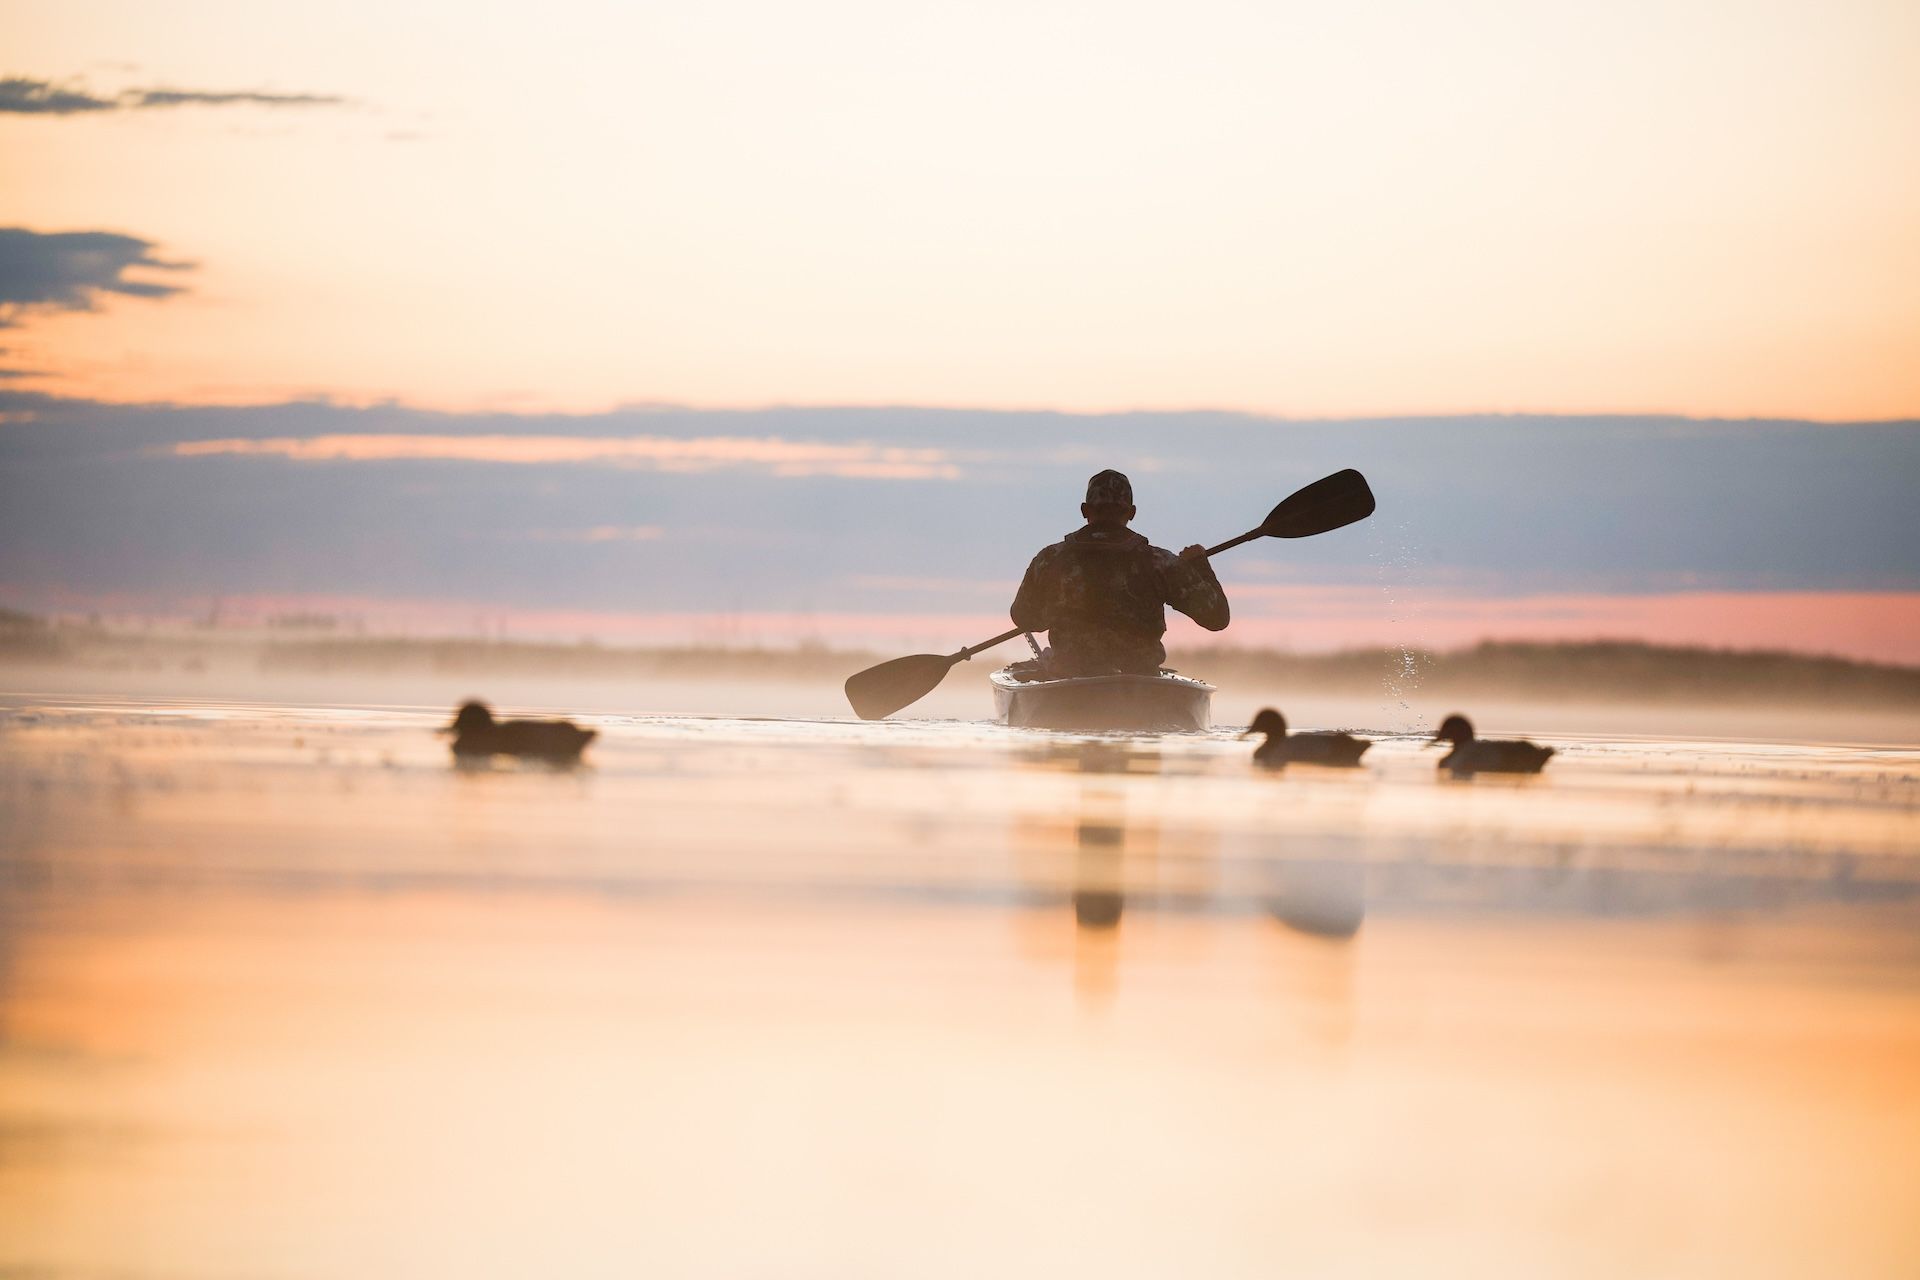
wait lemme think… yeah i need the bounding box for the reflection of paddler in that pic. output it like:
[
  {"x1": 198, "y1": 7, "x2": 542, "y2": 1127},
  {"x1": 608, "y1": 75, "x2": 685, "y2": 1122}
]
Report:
[
  {"x1": 1010, "y1": 470, "x2": 1229, "y2": 678},
  {"x1": 1070, "y1": 807, "x2": 1125, "y2": 1006},
  {"x1": 1065, "y1": 740, "x2": 1162, "y2": 1005},
  {"x1": 1073, "y1": 815, "x2": 1125, "y2": 930},
  {"x1": 1071, "y1": 740, "x2": 1136, "y2": 932}
]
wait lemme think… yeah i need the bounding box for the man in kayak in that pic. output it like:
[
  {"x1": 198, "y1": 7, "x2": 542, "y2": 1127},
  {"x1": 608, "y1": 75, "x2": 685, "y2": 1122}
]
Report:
[{"x1": 1010, "y1": 470, "x2": 1230, "y2": 677}]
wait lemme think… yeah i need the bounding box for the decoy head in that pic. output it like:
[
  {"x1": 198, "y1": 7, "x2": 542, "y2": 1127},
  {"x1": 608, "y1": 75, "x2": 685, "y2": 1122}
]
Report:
[
  {"x1": 1241, "y1": 707, "x2": 1287, "y2": 739},
  {"x1": 1427, "y1": 713, "x2": 1474, "y2": 746},
  {"x1": 442, "y1": 701, "x2": 495, "y2": 734}
]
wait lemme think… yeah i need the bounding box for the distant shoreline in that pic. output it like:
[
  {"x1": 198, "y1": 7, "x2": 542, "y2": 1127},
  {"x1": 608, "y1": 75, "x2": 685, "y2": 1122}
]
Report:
[{"x1": 5, "y1": 609, "x2": 1917, "y2": 708}]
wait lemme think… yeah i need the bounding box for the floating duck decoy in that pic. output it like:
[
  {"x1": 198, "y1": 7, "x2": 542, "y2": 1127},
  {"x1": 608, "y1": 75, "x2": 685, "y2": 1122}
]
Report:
[
  {"x1": 440, "y1": 701, "x2": 596, "y2": 762},
  {"x1": 1243, "y1": 708, "x2": 1372, "y2": 768},
  {"x1": 1427, "y1": 713, "x2": 1554, "y2": 777}
]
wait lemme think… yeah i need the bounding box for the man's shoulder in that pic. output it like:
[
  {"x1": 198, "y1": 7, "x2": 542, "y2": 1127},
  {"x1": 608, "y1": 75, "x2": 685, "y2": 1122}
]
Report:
[
  {"x1": 1143, "y1": 542, "x2": 1195, "y2": 573},
  {"x1": 1027, "y1": 540, "x2": 1073, "y2": 566},
  {"x1": 1060, "y1": 527, "x2": 1152, "y2": 554},
  {"x1": 1147, "y1": 543, "x2": 1223, "y2": 586}
]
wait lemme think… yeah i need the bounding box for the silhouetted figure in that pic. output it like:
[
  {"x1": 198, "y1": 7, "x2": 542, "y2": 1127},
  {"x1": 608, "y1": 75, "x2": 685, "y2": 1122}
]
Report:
[
  {"x1": 1009, "y1": 470, "x2": 1229, "y2": 677},
  {"x1": 1243, "y1": 708, "x2": 1371, "y2": 768},
  {"x1": 441, "y1": 701, "x2": 596, "y2": 762},
  {"x1": 1427, "y1": 713, "x2": 1554, "y2": 777}
]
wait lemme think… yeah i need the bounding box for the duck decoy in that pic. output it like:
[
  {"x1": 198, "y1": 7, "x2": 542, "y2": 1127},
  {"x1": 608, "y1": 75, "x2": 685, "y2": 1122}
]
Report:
[
  {"x1": 1427, "y1": 713, "x2": 1554, "y2": 777},
  {"x1": 1242, "y1": 708, "x2": 1372, "y2": 768},
  {"x1": 440, "y1": 701, "x2": 596, "y2": 762}
]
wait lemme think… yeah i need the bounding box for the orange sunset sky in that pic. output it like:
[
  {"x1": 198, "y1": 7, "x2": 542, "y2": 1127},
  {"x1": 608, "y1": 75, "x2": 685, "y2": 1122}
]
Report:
[{"x1": 4, "y1": 0, "x2": 1917, "y2": 418}]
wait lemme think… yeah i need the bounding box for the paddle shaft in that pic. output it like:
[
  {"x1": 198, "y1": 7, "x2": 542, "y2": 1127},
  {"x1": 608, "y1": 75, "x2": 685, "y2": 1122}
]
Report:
[
  {"x1": 950, "y1": 625, "x2": 1025, "y2": 663},
  {"x1": 1203, "y1": 529, "x2": 1262, "y2": 557}
]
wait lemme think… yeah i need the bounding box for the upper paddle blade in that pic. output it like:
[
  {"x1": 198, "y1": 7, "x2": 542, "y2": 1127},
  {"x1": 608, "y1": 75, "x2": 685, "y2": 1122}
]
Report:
[
  {"x1": 1260, "y1": 468, "x2": 1375, "y2": 539},
  {"x1": 844, "y1": 652, "x2": 959, "y2": 720}
]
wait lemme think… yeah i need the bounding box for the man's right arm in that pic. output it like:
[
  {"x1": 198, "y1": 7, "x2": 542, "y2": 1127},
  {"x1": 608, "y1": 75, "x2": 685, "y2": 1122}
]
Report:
[{"x1": 1160, "y1": 546, "x2": 1230, "y2": 631}]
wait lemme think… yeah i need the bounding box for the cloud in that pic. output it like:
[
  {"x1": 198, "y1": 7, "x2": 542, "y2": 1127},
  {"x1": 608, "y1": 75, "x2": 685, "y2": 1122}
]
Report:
[
  {"x1": 5, "y1": 397, "x2": 1916, "y2": 662},
  {"x1": 0, "y1": 75, "x2": 349, "y2": 115},
  {"x1": 0, "y1": 77, "x2": 114, "y2": 114},
  {"x1": 125, "y1": 88, "x2": 349, "y2": 110},
  {"x1": 166, "y1": 434, "x2": 962, "y2": 479},
  {"x1": 847, "y1": 575, "x2": 1009, "y2": 596},
  {"x1": 0, "y1": 228, "x2": 193, "y2": 326},
  {"x1": 521, "y1": 525, "x2": 666, "y2": 543}
]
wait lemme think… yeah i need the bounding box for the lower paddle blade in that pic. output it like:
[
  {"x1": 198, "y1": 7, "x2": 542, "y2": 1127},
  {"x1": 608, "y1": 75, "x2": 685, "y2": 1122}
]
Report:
[
  {"x1": 1261, "y1": 468, "x2": 1375, "y2": 539},
  {"x1": 844, "y1": 652, "x2": 959, "y2": 720}
]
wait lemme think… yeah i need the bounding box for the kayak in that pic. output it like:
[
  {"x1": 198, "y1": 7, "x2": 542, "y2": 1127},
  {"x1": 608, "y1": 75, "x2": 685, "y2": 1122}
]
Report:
[{"x1": 989, "y1": 668, "x2": 1215, "y2": 732}]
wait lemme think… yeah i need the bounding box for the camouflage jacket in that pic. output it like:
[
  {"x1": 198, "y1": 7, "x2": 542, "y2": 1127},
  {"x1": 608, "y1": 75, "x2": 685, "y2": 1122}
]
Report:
[{"x1": 1009, "y1": 526, "x2": 1230, "y2": 676}]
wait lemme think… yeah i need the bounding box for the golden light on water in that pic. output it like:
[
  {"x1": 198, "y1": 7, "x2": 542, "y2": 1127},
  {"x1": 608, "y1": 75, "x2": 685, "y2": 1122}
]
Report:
[{"x1": 2, "y1": 699, "x2": 1917, "y2": 1276}]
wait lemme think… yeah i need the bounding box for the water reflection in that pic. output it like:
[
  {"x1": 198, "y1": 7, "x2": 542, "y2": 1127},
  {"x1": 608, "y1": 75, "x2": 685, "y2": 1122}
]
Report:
[
  {"x1": 4, "y1": 703, "x2": 1920, "y2": 1277},
  {"x1": 1067, "y1": 741, "x2": 1157, "y2": 1002},
  {"x1": 1068, "y1": 740, "x2": 1153, "y2": 924},
  {"x1": 1266, "y1": 859, "x2": 1366, "y2": 940},
  {"x1": 452, "y1": 754, "x2": 592, "y2": 775},
  {"x1": 1072, "y1": 815, "x2": 1125, "y2": 931}
]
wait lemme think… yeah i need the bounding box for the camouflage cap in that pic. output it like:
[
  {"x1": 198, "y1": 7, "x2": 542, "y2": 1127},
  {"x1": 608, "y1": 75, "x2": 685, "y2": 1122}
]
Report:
[{"x1": 1085, "y1": 469, "x2": 1133, "y2": 506}]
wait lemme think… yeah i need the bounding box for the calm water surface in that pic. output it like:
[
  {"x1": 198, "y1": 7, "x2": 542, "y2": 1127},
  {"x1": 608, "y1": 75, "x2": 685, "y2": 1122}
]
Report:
[{"x1": 2, "y1": 694, "x2": 1917, "y2": 1278}]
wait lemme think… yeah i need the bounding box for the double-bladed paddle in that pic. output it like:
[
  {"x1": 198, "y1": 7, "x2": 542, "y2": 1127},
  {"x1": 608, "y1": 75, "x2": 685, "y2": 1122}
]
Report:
[{"x1": 843, "y1": 468, "x2": 1376, "y2": 720}]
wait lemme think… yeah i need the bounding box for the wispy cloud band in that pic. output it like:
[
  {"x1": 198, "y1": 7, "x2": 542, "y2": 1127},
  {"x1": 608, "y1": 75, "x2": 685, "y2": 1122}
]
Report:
[
  {"x1": 167, "y1": 434, "x2": 962, "y2": 479},
  {"x1": 124, "y1": 88, "x2": 349, "y2": 110},
  {"x1": 0, "y1": 76, "x2": 350, "y2": 115},
  {"x1": 520, "y1": 525, "x2": 665, "y2": 543},
  {"x1": 0, "y1": 228, "x2": 193, "y2": 327}
]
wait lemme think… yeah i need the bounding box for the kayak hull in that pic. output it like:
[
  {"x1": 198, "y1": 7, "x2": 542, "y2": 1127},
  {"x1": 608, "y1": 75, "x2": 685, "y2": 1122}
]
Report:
[{"x1": 990, "y1": 669, "x2": 1215, "y2": 732}]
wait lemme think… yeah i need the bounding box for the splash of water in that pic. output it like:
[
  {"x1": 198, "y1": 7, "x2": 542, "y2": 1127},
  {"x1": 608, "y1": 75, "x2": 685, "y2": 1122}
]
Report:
[{"x1": 1369, "y1": 517, "x2": 1431, "y2": 733}]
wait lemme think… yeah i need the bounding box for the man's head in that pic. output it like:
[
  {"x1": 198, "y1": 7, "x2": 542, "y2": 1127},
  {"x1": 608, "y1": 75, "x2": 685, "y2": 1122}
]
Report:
[{"x1": 1081, "y1": 469, "x2": 1135, "y2": 529}]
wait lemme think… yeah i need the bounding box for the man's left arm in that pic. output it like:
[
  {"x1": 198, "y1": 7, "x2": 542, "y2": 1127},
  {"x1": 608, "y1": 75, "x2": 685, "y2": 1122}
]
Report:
[{"x1": 1163, "y1": 546, "x2": 1230, "y2": 631}]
